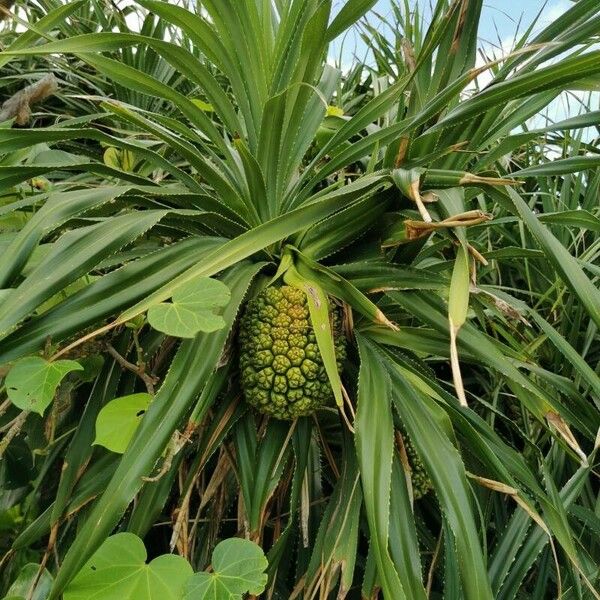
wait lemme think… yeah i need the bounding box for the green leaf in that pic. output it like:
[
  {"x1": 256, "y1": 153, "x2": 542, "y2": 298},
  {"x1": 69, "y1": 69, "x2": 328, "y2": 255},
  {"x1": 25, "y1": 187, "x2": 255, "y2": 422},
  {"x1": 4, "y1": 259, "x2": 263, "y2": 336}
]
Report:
[
  {"x1": 116, "y1": 174, "x2": 390, "y2": 325},
  {"x1": 183, "y1": 538, "x2": 268, "y2": 600},
  {"x1": 50, "y1": 263, "x2": 263, "y2": 599},
  {"x1": 147, "y1": 277, "x2": 231, "y2": 338},
  {"x1": 431, "y1": 51, "x2": 600, "y2": 131},
  {"x1": 354, "y1": 334, "x2": 410, "y2": 600},
  {"x1": 284, "y1": 263, "x2": 344, "y2": 407},
  {"x1": 0, "y1": 210, "x2": 168, "y2": 339},
  {"x1": 0, "y1": 238, "x2": 225, "y2": 365},
  {"x1": 63, "y1": 533, "x2": 192, "y2": 600},
  {"x1": 0, "y1": 186, "x2": 132, "y2": 289},
  {"x1": 50, "y1": 347, "x2": 124, "y2": 528},
  {"x1": 383, "y1": 348, "x2": 494, "y2": 600},
  {"x1": 448, "y1": 244, "x2": 470, "y2": 405},
  {"x1": 0, "y1": 0, "x2": 87, "y2": 70},
  {"x1": 513, "y1": 156, "x2": 600, "y2": 177},
  {"x1": 538, "y1": 210, "x2": 600, "y2": 233},
  {"x1": 2, "y1": 563, "x2": 53, "y2": 600},
  {"x1": 326, "y1": 0, "x2": 378, "y2": 41},
  {"x1": 6, "y1": 357, "x2": 83, "y2": 415},
  {"x1": 191, "y1": 99, "x2": 214, "y2": 112},
  {"x1": 448, "y1": 245, "x2": 470, "y2": 332},
  {"x1": 234, "y1": 420, "x2": 291, "y2": 535},
  {"x1": 94, "y1": 394, "x2": 153, "y2": 454},
  {"x1": 489, "y1": 187, "x2": 600, "y2": 329},
  {"x1": 303, "y1": 433, "x2": 362, "y2": 598}
]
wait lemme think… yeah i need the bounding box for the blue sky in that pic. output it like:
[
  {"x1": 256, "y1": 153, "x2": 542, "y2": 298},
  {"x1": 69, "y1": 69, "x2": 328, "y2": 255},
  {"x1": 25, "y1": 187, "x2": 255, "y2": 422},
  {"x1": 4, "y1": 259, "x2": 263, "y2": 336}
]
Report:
[
  {"x1": 329, "y1": 0, "x2": 595, "y2": 126},
  {"x1": 330, "y1": 0, "x2": 573, "y2": 66},
  {"x1": 369, "y1": 0, "x2": 571, "y2": 43},
  {"x1": 475, "y1": 0, "x2": 571, "y2": 42}
]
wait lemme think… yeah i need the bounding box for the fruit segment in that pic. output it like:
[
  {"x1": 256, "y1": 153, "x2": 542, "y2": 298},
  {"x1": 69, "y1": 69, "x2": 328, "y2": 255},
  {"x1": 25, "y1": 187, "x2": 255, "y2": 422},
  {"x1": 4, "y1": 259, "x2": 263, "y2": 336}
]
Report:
[{"x1": 239, "y1": 285, "x2": 346, "y2": 419}]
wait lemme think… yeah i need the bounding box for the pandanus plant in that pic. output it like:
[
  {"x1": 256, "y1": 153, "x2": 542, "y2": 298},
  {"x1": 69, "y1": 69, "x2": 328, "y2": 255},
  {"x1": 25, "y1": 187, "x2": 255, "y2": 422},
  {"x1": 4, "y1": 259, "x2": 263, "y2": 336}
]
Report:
[{"x1": 0, "y1": 0, "x2": 599, "y2": 598}]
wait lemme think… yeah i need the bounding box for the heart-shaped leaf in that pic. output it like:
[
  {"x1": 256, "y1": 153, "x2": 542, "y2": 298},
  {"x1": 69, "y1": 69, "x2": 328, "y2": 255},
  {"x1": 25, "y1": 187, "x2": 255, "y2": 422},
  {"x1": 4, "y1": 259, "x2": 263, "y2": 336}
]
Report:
[
  {"x1": 5, "y1": 357, "x2": 83, "y2": 415},
  {"x1": 183, "y1": 538, "x2": 268, "y2": 600},
  {"x1": 94, "y1": 393, "x2": 153, "y2": 454},
  {"x1": 63, "y1": 533, "x2": 192, "y2": 600},
  {"x1": 147, "y1": 277, "x2": 231, "y2": 338}
]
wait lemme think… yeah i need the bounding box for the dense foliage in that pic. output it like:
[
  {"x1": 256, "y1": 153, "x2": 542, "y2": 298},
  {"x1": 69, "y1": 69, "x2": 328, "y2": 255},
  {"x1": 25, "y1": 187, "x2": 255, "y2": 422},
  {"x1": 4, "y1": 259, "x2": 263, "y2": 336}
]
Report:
[{"x1": 0, "y1": 1, "x2": 599, "y2": 599}]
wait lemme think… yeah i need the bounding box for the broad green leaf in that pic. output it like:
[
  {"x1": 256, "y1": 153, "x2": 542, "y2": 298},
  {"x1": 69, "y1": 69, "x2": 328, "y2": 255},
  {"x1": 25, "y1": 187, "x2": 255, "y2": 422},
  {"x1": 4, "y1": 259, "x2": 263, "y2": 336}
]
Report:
[
  {"x1": 147, "y1": 277, "x2": 230, "y2": 338},
  {"x1": 6, "y1": 357, "x2": 83, "y2": 415},
  {"x1": 183, "y1": 538, "x2": 268, "y2": 600},
  {"x1": 94, "y1": 394, "x2": 153, "y2": 454},
  {"x1": 63, "y1": 533, "x2": 192, "y2": 600}
]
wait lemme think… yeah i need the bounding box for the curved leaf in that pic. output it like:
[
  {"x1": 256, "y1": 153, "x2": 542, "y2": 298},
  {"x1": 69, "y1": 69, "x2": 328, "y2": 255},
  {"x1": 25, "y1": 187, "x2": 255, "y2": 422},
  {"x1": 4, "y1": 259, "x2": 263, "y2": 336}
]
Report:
[
  {"x1": 63, "y1": 533, "x2": 192, "y2": 600},
  {"x1": 147, "y1": 277, "x2": 231, "y2": 338},
  {"x1": 183, "y1": 538, "x2": 268, "y2": 600},
  {"x1": 6, "y1": 357, "x2": 83, "y2": 415},
  {"x1": 94, "y1": 394, "x2": 153, "y2": 455}
]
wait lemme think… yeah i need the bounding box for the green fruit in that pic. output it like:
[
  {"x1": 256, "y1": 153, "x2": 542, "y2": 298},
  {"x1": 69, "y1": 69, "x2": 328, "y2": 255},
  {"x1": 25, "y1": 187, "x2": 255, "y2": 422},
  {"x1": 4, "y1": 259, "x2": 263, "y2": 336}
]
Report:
[
  {"x1": 239, "y1": 285, "x2": 346, "y2": 420},
  {"x1": 403, "y1": 434, "x2": 432, "y2": 500}
]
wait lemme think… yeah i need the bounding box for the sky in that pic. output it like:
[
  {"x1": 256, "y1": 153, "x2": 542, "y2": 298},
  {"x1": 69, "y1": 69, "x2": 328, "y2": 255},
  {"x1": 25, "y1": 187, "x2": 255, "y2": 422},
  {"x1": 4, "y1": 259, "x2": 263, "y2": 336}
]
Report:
[
  {"x1": 369, "y1": 0, "x2": 571, "y2": 39},
  {"x1": 332, "y1": 0, "x2": 573, "y2": 60},
  {"x1": 472, "y1": 0, "x2": 572, "y2": 43},
  {"x1": 330, "y1": 0, "x2": 597, "y2": 126}
]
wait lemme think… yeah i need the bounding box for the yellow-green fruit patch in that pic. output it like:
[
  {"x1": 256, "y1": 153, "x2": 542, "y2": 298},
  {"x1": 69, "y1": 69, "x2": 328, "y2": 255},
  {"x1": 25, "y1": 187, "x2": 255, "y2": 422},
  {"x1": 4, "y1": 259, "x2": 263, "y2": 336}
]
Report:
[{"x1": 239, "y1": 285, "x2": 346, "y2": 420}]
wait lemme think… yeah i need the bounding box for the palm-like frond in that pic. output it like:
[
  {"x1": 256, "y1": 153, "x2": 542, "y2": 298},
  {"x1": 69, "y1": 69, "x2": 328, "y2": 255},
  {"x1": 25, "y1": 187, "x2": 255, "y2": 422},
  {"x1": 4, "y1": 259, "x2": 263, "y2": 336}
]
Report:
[{"x1": 0, "y1": 1, "x2": 599, "y2": 598}]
